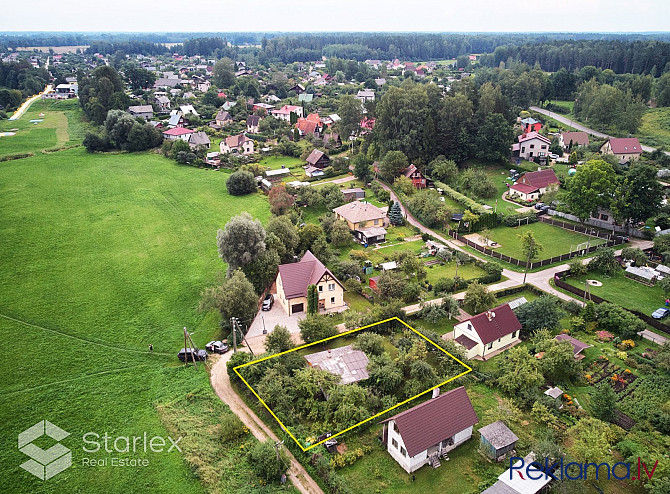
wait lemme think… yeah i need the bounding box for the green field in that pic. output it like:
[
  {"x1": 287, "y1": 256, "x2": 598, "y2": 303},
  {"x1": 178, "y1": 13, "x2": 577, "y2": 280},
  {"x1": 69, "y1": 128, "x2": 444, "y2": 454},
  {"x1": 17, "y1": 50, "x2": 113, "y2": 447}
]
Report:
[
  {"x1": 0, "y1": 148, "x2": 295, "y2": 493},
  {"x1": 0, "y1": 99, "x2": 88, "y2": 158},
  {"x1": 485, "y1": 222, "x2": 607, "y2": 260},
  {"x1": 636, "y1": 107, "x2": 670, "y2": 150}
]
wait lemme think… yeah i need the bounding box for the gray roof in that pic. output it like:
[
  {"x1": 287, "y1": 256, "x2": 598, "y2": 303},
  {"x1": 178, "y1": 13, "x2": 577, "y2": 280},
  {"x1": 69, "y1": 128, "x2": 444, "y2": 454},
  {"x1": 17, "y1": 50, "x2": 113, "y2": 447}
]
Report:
[
  {"x1": 544, "y1": 386, "x2": 563, "y2": 399},
  {"x1": 128, "y1": 105, "x2": 153, "y2": 114},
  {"x1": 304, "y1": 345, "x2": 369, "y2": 384},
  {"x1": 625, "y1": 265, "x2": 656, "y2": 281},
  {"x1": 478, "y1": 421, "x2": 518, "y2": 450},
  {"x1": 189, "y1": 132, "x2": 210, "y2": 146},
  {"x1": 155, "y1": 95, "x2": 170, "y2": 104},
  {"x1": 481, "y1": 481, "x2": 522, "y2": 494},
  {"x1": 265, "y1": 168, "x2": 291, "y2": 177},
  {"x1": 506, "y1": 297, "x2": 528, "y2": 310}
]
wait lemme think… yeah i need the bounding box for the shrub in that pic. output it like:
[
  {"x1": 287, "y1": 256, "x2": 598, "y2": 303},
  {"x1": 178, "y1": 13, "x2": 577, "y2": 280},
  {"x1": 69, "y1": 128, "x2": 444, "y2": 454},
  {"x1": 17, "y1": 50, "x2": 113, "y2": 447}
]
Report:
[
  {"x1": 344, "y1": 278, "x2": 363, "y2": 294},
  {"x1": 219, "y1": 413, "x2": 246, "y2": 442},
  {"x1": 226, "y1": 170, "x2": 257, "y2": 195}
]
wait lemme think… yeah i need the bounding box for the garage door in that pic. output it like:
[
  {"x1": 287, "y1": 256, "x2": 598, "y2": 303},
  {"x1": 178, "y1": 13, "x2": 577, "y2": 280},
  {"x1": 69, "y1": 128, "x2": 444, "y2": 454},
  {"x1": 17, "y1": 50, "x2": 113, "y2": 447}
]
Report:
[{"x1": 291, "y1": 303, "x2": 304, "y2": 314}]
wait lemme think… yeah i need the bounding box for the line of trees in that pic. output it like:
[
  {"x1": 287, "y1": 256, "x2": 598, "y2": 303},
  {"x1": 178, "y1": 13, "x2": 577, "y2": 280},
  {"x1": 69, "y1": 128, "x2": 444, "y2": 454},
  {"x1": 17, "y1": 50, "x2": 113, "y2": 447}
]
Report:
[{"x1": 0, "y1": 60, "x2": 49, "y2": 99}]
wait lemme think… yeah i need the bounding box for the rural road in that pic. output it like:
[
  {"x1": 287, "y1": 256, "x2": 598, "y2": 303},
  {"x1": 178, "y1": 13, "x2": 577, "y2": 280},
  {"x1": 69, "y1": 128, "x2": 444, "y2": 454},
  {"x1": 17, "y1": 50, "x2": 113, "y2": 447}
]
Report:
[
  {"x1": 210, "y1": 352, "x2": 324, "y2": 494},
  {"x1": 8, "y1": 84, "x2": 52, "y2": 121},
  {"x1": 529, "y1": 106, "x2": 670, "y2": 156}
]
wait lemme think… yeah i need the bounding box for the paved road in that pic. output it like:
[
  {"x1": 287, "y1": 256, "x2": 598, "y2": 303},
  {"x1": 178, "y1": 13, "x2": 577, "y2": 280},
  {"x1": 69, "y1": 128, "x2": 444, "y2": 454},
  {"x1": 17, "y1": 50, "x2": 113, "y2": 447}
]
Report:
[
  {"x1": 529, "y1": 106, "x2": 670, "y2": 156},
  {"x1": 210, "y1": 352, "x2": 324, "y2": 494}
]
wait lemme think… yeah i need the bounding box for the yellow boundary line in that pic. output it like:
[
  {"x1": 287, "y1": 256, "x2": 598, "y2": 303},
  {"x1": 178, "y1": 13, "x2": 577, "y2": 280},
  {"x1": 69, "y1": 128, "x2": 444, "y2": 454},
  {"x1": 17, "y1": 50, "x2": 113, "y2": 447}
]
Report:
[{"x1": 234, "y1": 317, "x2": 472, "y2": 451}]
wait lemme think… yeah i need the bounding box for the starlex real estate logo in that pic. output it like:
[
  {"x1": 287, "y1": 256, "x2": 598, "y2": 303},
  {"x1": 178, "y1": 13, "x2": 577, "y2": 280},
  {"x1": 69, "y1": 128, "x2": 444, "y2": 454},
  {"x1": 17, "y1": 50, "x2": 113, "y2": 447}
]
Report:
[{"x1": 18, "y1": 420, "x2": 72, "y2": 480}]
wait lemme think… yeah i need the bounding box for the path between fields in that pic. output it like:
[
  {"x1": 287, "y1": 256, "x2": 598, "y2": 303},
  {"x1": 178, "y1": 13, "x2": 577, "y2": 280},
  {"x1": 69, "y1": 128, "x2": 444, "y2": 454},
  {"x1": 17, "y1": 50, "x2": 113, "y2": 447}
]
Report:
[
  {"x1": 210, "y1": 352, "x2": 324, "y2": 494},
  {"x1": 8, "y1": 84, "x2": 53, "y2": 121},
  {"x1": 529, "y1": 106, "x2": 670, "y2": 157}
]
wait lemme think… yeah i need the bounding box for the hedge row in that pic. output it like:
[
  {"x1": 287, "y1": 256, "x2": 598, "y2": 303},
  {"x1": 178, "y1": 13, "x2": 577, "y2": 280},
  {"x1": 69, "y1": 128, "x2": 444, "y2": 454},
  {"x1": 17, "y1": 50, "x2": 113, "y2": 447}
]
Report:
[{"x1": 432, "y1": 179, "x2": 488, "y2": 215}]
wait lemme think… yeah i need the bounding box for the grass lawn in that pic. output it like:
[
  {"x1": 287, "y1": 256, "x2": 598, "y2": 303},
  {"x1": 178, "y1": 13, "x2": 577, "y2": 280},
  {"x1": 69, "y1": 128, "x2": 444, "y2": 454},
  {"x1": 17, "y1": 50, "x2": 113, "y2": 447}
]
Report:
[
  {"x1": 486, "y1": 222, "x2": 607, "y2": 260},
  {"x1": 0, "y1": 99, "x2": 89, "y2": 158},
  {"x1": 459, "y1": 160, "x2": 525, "y2": 215},
  {"x1": 0, "y1": 148, "x2": 296, "y2": 493},
  {"x1": 563, "y1": 269, "x2": 666, "y2": 316},
  {"x1": 635, "y1": 107, "x2": 670, "y2": 150},
  {"x1": 494, "y1": 288, "x2": 541, "y2": 305},
  {"x1": 258, "y1": 155, "x2": 304, "y2": 170},
  {"x1": 547, "y1": 99, "x2": 575, "y2": 112}
]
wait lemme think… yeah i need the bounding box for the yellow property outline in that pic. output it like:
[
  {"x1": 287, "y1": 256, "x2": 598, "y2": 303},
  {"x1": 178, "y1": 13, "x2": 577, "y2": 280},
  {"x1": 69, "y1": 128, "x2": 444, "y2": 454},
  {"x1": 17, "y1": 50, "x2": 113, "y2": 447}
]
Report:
[{"x1": 234, "y1": 317, "x2": 473, "y2": 451}]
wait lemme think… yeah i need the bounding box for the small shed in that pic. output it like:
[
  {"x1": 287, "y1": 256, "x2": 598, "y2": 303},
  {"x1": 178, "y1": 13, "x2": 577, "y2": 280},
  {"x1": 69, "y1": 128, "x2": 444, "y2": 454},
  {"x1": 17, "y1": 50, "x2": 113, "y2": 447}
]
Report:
[
  {"x1": 342, "y1": 188, "x2": 365, "y2": 201},
  {"x1": 369, "y1": 276, "x2": 379, "y2": 291},
  {"x1": 544, "y1": 386, "x2": 563, "y2": 399},
  {"x1": 380, "y1": 261, "x2": 397, "y2": 271},
  {"x1": 478, "y1": 421, "x2": 518, "y2": 461},
  {"x1": 624, "y1": 265, "x2": 656, "y2": 285},
  {"x1": 265, "y1": 168, "x2": 291, "y2": 182}
]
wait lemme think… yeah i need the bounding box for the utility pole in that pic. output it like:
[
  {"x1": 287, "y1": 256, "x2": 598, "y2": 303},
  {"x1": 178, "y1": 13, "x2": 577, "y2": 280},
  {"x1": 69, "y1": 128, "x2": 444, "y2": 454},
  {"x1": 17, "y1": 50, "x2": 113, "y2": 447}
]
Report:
[
  {"x1": 230, "y1": 317, "x2": 237, "y2": 352},
  {"x1": 274, "y1": 440, "x2": 284, "y2": 461},
  {"x1": 240, "y1": 322, "x2": 255, "y2": 357},
  {"x1": 183, "y1": 327, "x2": 198, "y2": 368}
]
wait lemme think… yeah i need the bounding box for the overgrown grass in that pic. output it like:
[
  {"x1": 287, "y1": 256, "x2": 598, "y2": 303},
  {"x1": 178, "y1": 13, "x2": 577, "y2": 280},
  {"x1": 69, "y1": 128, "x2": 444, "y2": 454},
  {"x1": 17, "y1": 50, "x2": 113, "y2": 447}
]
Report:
[{"x1": 636, "y1": 107, "x2": 670, "y2": 150}]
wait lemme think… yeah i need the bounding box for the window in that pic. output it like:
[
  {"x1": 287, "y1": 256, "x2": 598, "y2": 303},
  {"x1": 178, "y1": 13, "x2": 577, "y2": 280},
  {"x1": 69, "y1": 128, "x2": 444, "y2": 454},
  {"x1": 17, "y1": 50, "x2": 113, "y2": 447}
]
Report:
[
  {"x1": 530, "y1": 144, "x2": 535, "y2": 149},
  {"x1": 600, "y1": 214, "x2": 609, "y2": 221},
  {"x1": 330, "y1": 297, "x2": 335, "y2": 304},
  {"x1": 374, "y1": 219, "x2": 379, "y2": 225},
  {"x1": 521, "y1": 146, "x2": 526, "y2": 153},
  {"x1": 488, "y1": 342, "x2": 493, "y2": 350},
  {"x1": 498, "y1": 338, "x2": 501, "y2": 342},
  {"x1": 393, "y1": 423, "x2": 399, "y2": 433},
  {"x1": 467, "y1": 323, "x2": 472, "y2": 331},
  {"x1": 318, "y1": 285, "x2": 323, "y2": 292},
  {"x1": 511, "y1": 331, "x2": 517, "y2": 338},
  {"x1": 400, "y1": 447, "x2": 407, "y2": 457},
  {"x1": 392, "y1": 438, "x2": 398, "y2": 449},
  {"x1": 328, "y1": 283, "x2": 336, "y2": 291},
  {"x1": 541, "y1": 145, "x2": 547, "y2": 149}
]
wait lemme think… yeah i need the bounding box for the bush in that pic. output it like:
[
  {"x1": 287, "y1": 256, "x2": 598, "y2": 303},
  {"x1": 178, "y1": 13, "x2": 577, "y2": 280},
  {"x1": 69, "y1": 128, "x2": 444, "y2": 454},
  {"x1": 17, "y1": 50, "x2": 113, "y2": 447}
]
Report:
[
  {"x1": 226, "y1": 170, "x2": 257, "y2": 195},
  {"x1": 344, "y1": 278, "x2": 363, "y2": 294},
  {"x1": 247, "y1": 440, "x2": 288, "y2": 483},
  {"x1": 219, "y1": 413, "x2": 246, "y2": 442}
]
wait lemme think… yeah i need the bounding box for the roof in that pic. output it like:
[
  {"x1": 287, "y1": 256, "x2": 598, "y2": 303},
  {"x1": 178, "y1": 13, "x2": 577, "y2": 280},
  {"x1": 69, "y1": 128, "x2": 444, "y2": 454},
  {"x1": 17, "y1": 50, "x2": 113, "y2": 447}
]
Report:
[
  {"x1": 278, "y1": 250, "x2": 342, "y2": 299},
  {"x1": 298, "y1": 93, "x2": 313, "y2": 102},
  {"x1": 380, "y1": 261, "x2": 397, "y2": 271},
  {"x1": 357, "y1": 89, "x2": 375, "y2": 97},
  {"x1": 265, "y1": 168, "x2": 291, "y2": 177},
  {"x1": 222, "y1": 133, "x2": 252, "y2": 149},
  {"x1": 155, "y1": 95, "x2": 170, "y2": 104},
  {"x1": 495, "y1": 454, "x2": 552, "y2": 494},
  {"x1": 554, "y1": 334, "x2": 592, "y2": 356},
  {"x1": 509, "y1": 182, "x2": 538, "y2": 194},
  {"x1": 128, "y1": 105, "x2": 153, "y2": 114},
  {"x1": 306, "y1": 149, "x2": 329, "y2": 165},
  {"x1": 455, "y1": 334, "x2": 478, "y2": 350},
  {"x1": 481, "y1": 481, "x2": 520, "y2": 494},
  {"x1": 216, "y1": 109, "x2": 231, "y2": 121},
  {"x1": 517, "y1": 131, "x2": 551, "y2": 145},
  {"x1": 304, "y1": 345, "x2": 369, "y2": 384},
  {"x1": 360, "y1": 226, "x2": 387, "y2": 237},
  {"x1": 273, "y1": 104, "x2": 301, "y2": 115},
  {"x1": 461, "y1": 304, "x2": 522, "y2": 346},
  {"x1": 506, "y1": 297, "x2": 528, "y2": 310},
  {"x1": 333, "y1": 201, "x2": 385, "y2": 224},
  {"x1": 247, "y1": 115, "x2": 261, "y2": 126},
  {"x1": 188, "y1": 131, "x2": 210, "y2": 146},
  {"x1": 342, "y1": 188, "x2": 364, "y2": 195},
  {"x1": 561, "y1": 131, "x2": 590, "y2": 147},
  {"x1": 625, "y1": 265, "x2": 655, "y2": 280},
  {"x1": 478, "y1": 421, "x2": 518, "y2": 450},
  {"x1": 163, "y1": 127, "x2": 193, "y2": 136},
  {"x1": 167, "y1": 114, "x2": 183, "y2": 126},
  {"x1": 606, "y1": 137, "x2": 642, "y2": 155},
  {"x1": 296, "y1": 118, "x2": 320, "y2": 135},
  {"x1": 520, "y1": 117, "x2": 539, "y2": 125},
  {"x1": 404, "y1": 164, "x2": 423, "y2": 179},
  {"x1": 517, "y1": 169, "x2": 559, "y2": 189},
  {"x1": 381, "y1": 387, "x2": 479, "y2": 457}
]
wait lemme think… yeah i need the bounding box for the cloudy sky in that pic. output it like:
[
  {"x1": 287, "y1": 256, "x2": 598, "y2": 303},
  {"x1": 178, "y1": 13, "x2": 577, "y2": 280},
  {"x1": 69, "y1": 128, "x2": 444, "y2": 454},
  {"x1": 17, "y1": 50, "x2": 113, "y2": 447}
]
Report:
[{"x1": 2, "y1": 0, "x2": 669, "y2": 32}]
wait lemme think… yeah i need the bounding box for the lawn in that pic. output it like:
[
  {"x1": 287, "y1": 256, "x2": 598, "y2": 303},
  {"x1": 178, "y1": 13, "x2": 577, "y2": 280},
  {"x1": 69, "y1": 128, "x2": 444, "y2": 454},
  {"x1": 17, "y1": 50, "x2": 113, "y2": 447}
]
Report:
[
  {"x1": 635, "y1": 107, "x2": 670, "y2": 150},
  {"x1": 459, "y1": 160, "x2": 526, "y2": 215},
  {"x1": 0, "y1": 148, "x2": 295, "y2": 493},
  {"x1": 562, "y1": 269, "x2": 666, "y2": 316},
  {"x1": 0, "y1": 99, "x2": 88, "y2": 158},
  {"x1": 258, "y1": 155, "x2": 304, "y2": 170},
  {"x1": 486, "y1": 222, "x2": 607, "y2": 260},
  {"x1": 493, "y1": 288, "x2": 541, "y2": 305}
]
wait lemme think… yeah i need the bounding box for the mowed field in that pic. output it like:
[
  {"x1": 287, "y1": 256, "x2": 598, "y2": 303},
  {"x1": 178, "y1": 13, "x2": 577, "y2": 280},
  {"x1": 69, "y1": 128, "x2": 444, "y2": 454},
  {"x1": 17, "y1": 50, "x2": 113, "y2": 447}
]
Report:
[
  {"x1": 0, "y1": 99, "x2": 88, "y2": 158},
  {"x1": 0, "y1": 149, "x2": 295, "y2": 493}
]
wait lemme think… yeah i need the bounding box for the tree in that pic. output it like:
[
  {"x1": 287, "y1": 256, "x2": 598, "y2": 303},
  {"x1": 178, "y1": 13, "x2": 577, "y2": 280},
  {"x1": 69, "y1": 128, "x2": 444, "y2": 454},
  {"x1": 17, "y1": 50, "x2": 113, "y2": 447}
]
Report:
[
  {"x1": 375, "y1": 271, "x2": 407, "y2": 300},
  {"x1": 595, "y1": 302, "x2": 645, "y2": 339},
  {"x1": 242, "y1": 249, "x2": 280, "y2": 294},
  {"x1": 330, "y1": 220, "x2": 352, "y2": 247},
  {"x1": 353, "y1": 332, "x2": 385, "y2": 356},
  {"x1": 201, "y1": 269, "x2": 258, "y2": 330},
  {"x1": 394, "y1": 175, "x2": 415, "y2": 196},
  {"x1": 497, "y1": 346, "x2": 544, "y2": 394},
  {"x1": 441, "y1": 296, "x2": 460, "y2": 320},
  {"x1": 518, "y1": 230, "x2": 543, "y2": 283},
  {"x1": 611, "y1": 164, "x2": 663, "y2": 226},
  {"x1": 429, "y1": 156, "x2": 458, "y2": 184},
  {"x1": 591, "y1": 382, "x2": 617, "y2": 422},
  {"x1": 264, "y1": 325, "x2": 294, "y2": 354},
  {"x1": 226, "y1": 170, "x2": 257, "y2": 196},
  {"x1": 299, "y1": 315, "x2": 337, "y2": 344},
  {"x1": 388, "y1": 201, "x2": 404, "y2": 226},
  {"x1": 588, "y1": 247, "x2": 619, "y2": 276},
  {"x1": 367, "y1": 354, "x2": 403, "y2": 395},
  {"x1": 337, "y1": 94, "x2": 362, "y2": 141},
  {"x1": 352, "y1": 153, "x2": 372, "y2": 184},
  {"x1": 566, "y1": 417, "x2": 617, "y2": 464},
  {"x1": 379, "y1": 151, "x2": 408, "y2": 182},
  {"x1": 476, "y1": 113, "x2": 514, "y2": 162},
  {"x1": 539, "y1": 339, "x2": 581, "y2": 382},
  {"x1": 247, "y1": 440, "x2": 288, "y2": 483},
  {"x1": 266, "y1": 216, "x2": 299, "y2": 263},
  {"x1": 659, "y1": 277, "x2": 670, "y2": 297},
  {"x1": 217, "y1": 212, "x2": 266, "y2": 273},
  {"x1": 418, "y1": 303, "x2": 448, "y2": 324},
  {"x1": 563, "y1": 160, "x2": 617, "y2": 223},
  {"x1": 568, "y1": 258, "x2": 588, "y2": 277},
  {"x1": 268, "y1": 184, "x2": 294, "y2": 215},
  {"x1": 620, "y1": 247, "x2": 648, "y2": 266},
  {"x1": 514, "y1": 296, "x2": 565, "y2": 333},
  {"x1": 463, "y1": 282, "x2": 496, "y2": 314},
  {"x1": 212, "y1": 57, "x2": 235, "y2": 88},
  {"x1": 298, "y1": 223, "x2": 325, "y2": 253},
  {"x1": 307, "y1": 284, "x2": 318, "y2": 315}
]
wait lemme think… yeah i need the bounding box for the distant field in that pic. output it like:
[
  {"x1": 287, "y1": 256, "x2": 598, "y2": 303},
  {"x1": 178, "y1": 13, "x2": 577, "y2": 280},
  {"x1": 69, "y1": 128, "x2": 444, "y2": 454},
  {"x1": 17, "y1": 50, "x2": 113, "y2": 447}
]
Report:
[
  {"x1": 0, "y1": 99, "x2": 88, "y2": 158},
  {"x1": 0, "y1": 149, "x2": 290, "y2": 493},
  {"x1": 15, "y1": 45, "x2": 88, "y2": 53}
]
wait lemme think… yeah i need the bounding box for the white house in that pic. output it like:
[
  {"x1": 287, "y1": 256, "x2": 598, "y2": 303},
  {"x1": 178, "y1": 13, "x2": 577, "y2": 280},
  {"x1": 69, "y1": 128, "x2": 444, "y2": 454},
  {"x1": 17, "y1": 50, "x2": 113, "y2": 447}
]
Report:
[
  {"x1": 271, "y1": 105, "x2": 303, "y2": 122},
  {"x1": 512, "y1": 131, "x2": 551, "y2": 161},
  {"x1": 356, "y1": 89, "x2": 375, "y2": 103},
  {"x1": 453, "y1": 304, "x2": 522, "y2": 360},
  {"x1": 381, "y1": 387, "x2": 479, "y2": 473},
  {"x1": 220, "y1": 133, "x2": 254, "y2": 155}
]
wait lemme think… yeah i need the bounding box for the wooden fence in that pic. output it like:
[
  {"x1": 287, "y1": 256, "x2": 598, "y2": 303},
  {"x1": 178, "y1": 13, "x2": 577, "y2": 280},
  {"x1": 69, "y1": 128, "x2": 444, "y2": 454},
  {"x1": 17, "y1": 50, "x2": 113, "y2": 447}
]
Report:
[
  {"x1": 554, "y1": 270, "x2": 670, "y2": 336},
  {"x1": 449, "y1": 229, "x2": 626, "y2": 270},
  {"x1": 538, "y1": 216, "x2": 628, "y2": 240}
]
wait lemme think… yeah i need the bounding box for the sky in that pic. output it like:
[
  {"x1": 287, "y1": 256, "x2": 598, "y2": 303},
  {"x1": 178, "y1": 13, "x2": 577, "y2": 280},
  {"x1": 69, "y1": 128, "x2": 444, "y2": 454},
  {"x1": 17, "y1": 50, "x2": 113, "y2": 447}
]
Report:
[{"x1": 2, "y1": 0, "x2": 669, "y2": 33}]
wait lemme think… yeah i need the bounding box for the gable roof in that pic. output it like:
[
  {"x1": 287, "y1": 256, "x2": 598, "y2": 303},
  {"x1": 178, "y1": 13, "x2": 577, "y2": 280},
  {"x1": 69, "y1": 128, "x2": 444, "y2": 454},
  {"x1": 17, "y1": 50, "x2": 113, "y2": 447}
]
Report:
[
  {"x1": 247, "y1": 115, "x2": 261, "y2": 126},
  {"x1": 278, "y1": 250, "x2": 342, "y2": 299},
  {"x1": 128, "y1": 105, "x2": 153, "y2": 114},
  {"x1": 404, "y1": 164, "x2": 424, "y2": 179},
  {"x1": 216, "y1": 109, "x2": 231, "y2": 121},
  {"x1": 461, "y1": 304, "x2": 521, "y2": 345},
  {"x1": 381, "y1": 387, "x2": 478, "y2": 457},
  {"x1": 333, "y1": 201, "x2": 385, "y2": 224},
  {"x1": 162, "y1": 127, "x2": 193, "y2": 136},
  {"x1": 561, "y1": 131, "x2": 590, "y2": 147},
  {"x1": 155, "y1": 95, "x2": 170, "y2": 104},
  {"x1": 188, "y1": 131, "x2": 210, "y2": 146},
  {"x1": 605, "y1": 137, "x2": 642, "y2": 155},
  {"x1": 296, "y1": 118, "x2": 319, "y2": 135},
  {"x1": 517, "y1": 131, "x2": 551, "y2": 145},
  {"x1": 554, "y1": 334, "x2": 592, "y2": 356},
  {"x1": 517, "y1": 169, "x2": 559, "y2": 189},
  {"x1": 478, "y1": 421, "x2": 518, "y2": 450},
  {"x1": 223, "y1": 133, "x2": 252, "y2": 149},
  {"x1": 306, "y1": 149, "x2": 329, "y2": 165},
  {"x1": 509, "y1": 182, "x2": 539, "y2": 194}
]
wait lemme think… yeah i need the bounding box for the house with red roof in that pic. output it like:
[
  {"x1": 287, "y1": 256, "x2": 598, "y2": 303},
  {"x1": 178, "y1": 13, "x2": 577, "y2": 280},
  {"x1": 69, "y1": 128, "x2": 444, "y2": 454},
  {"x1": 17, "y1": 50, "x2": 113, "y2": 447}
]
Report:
[
  {"x1": 508, "y1": 168, "x2": 559, "y2": 202},
  {"x1": 452, "y1": 304, "x2": 522, "y2": 360},
  {"x1": 271, "y1": 104, "x2": 303, "y2": 122},
  {"x1": 404, "y1": 164, "x2": 431, "y2": 189},
  {"x1": 276, "y1": 251, "x2": 345, "y2": 315},
  {"x1": 162, "y1": 127, "x2": 194, "y2": 141},
  {"x1": 511, "y1": 131, "x2": 551, "y2": 161},
  {"x1": 600, "y1": 137, "x2": 643, "y2": 164},
  {"x1": 380, "y1": 386, "x2": 479, "y2": 473},
  {"x1": 295, "y1": 115, "x2": 323, "y2": 137}
]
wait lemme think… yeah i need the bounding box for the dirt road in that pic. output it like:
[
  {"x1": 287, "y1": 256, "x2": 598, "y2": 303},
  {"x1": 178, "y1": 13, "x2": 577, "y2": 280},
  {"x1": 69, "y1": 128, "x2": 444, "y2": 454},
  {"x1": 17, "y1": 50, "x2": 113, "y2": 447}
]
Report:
[{"x1": 210, "y1": 352, "x2": 324, "y2": 494}]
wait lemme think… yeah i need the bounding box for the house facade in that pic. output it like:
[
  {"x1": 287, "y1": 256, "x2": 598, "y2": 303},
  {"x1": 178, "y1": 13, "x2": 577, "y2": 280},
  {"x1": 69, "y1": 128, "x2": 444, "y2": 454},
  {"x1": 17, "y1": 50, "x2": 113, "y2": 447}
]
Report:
[
  {"x1": 276, "y1": 251, "x2": 345, "y2": 315},
  {"x1": 188, "y1": 131, "x2": 211, "y2": 150},
  {"x1": 452, "y1": 304, "x2": 522, "y2": 360},
  {"x1": 512, "y1": 132, "x2": 551, "y2": 161},
  {"x1": 127, "y1": 105, "x2": 153, "y2": 120},
  {"x1": 520, "y1": 117, "x2": 542, "y2": 133},
  {"x1": 247, "y1": 115, "x2": 261, "y2": 133},
  {"x1": 220, "y1": 133, "x2": 254, "y2": 155},
  {"x1": 162, "y1": 127, "x2": 193, "y2": 141},
  {"x1": 214, "y1": 109, "x2": 233, "y2": 128},
  {"x1": 404, "y1": 164, "x2": 430, "y2": 189},
  {"x1": 381, "y1": 387, "x2": 479, "y2": 473},
  {"x1": 305, "y1": 149, "x2": 330, "y2": 169},
  {"x1": 508, "y1": 168, "x2": 559, "y2": 202},
  {"x1": 600, "y1": 137, "x2": 643, "y2": 164}
]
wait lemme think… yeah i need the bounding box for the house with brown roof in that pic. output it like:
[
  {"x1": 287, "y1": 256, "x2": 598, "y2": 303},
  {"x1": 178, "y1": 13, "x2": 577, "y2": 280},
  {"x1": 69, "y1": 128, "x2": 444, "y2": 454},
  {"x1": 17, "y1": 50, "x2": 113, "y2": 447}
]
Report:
[
  {"x1": 212, "y1": 109, "x2": 233, "y2": 128},
  {"x1": 333, "y1": 202, "x2": 387, "y2": 244},
  {"x1": 559, "y1": 131, "x2": 590, "y2": 149},
  {"x1": 452, "y1": 304, "x2": 522, "y2": 360},
  {"x1": 600, "y1": 137, "x2": 643, "y2": 164},
  {"x1": 276, "y1": 250, "x2": 345, "y2": 315},
  {"x1": 380, "y1": 387, "x2": 479, "y2": 473},
  {"x1": 220, "y1": 133, "x2": 254, "y2": 155},
  {"x1": 508, "y1": 169, "x2": 559, "y2": 202},
  {"x1": 305, "y1": 149, "x2": 330, "y2": 169},
  {"x1": 404, "y1": 164, "x2": 431, "y2": 189},
  {"x1": 188, "y1": 131, "x2": 211, "y2": 150}
]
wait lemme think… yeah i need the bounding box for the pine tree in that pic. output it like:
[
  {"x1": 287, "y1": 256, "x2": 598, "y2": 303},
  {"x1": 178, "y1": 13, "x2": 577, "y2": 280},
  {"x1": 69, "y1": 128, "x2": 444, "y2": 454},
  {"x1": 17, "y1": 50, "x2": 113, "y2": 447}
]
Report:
[{"x1": 388, "y1": 201, "x2": 404, "y2": 226}]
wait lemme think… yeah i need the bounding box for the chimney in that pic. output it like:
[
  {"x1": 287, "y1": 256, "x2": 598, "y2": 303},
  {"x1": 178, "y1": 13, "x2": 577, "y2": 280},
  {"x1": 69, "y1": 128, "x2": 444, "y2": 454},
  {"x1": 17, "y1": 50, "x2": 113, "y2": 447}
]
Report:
[
  {"x1": 432, "y1": 388, "x2": 440, "y2": 399},
  {"x1": 486, "y1": 310, "x2": 492, "y2": 321}
]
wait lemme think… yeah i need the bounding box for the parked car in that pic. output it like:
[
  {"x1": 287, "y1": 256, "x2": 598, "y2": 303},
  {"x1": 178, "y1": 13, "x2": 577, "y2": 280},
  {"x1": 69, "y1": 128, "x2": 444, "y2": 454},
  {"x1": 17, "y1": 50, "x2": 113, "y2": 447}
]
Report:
[
  {"x1": 652, "y1": 308, "x2": 670, "y2": 320},
  {"x1": 177, "y1": 348, "x2": 207, "y2": 362},
  {"x1": 534, "y1": 202, "x2": 546, "y2": 210},
  {"x1": 205, "y1": 341, "x2": 229, "y2": 354},
  {"x1": 262, "y1": 293, "x2": 274, "y2": 311},
  {"x1": 549, "y1": 153, "x2": 559, "y2": 159}
]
